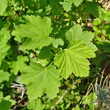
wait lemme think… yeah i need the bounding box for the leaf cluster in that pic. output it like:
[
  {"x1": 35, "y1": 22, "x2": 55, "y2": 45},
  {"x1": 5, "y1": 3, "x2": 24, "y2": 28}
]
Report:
[{"x1": 0, "y1": 0, "x2": 110, "y2": 109}]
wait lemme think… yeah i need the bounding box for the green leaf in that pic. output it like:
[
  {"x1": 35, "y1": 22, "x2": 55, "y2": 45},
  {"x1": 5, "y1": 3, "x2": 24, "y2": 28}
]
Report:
[
  {"x1": 0, "y1": 92, "x2": 3, "y2": 102},
  {"x1": 52, "y1": 38, "x2": 64, "y2": 48},
  {"x1": 73, "y1": 0, "x2": 83, "y2": 6},
  {"x1": 0, "y1": 70, "x2": 10, "y2": 83},
  {"x1": 96, "y1": 40, "x2": 110, "y2": 53},
  {"x1": 39, "y1": 0, "x2": 48, "y2": 8},
  {"x1": 0, "y1": 0, "x2": 7, "y2": 15},
  {"x1": 93, "y1": 18, "x2": 101, "y2": 25},
  {"x1": 72, "y1": 105, "x2": 80, "y2": 110},
  {"x1": 19, "y1": 46, "x2": 29, "y2": 54},
  {"x1": 0, "y1": 60, "x2": 9, "y2": 71},
  {"x1": 0, "y1": 94, "x2": 15, "y2": 110},
  {"x1": 60, "y1": 0, "x2": 83, "y2": 12},
  {"x1": 27, "y1": 99, "x2": 45, "y2": 110},
  {"x1": 105, "y1": 25, "x2": 110, "y2": 40},
  {"x1": 5, "y1": 74, "x2": 17, "y2": 88},
  {"x1": 37, "y1": 59, "x2": 49, "y2": 67},
  {"x1": 65, "y1": 24, "x2": 82, "y2": 41},
  {"x1": 39, "y1": 46, "x2": 52, "y2": 59},
  {"x1": 10, "y1": 56, "x2": 29, "y2": 75},
  {"x1": 65, "y1": 24, "x2": 97, "y2": 51},
  {"x1": 86, "y1": 0, "x2": 92, "y2": 1},
  {"x1": 82, "y1": 92, "x2": 96, "y2": 110},
  {"x1": 12, "y1": 16, "x2": 53, "y2": 49},
  {"x1": 54, "y1": 40, "x2": 95, "y2": 79},
  {"x1": 60, "y1": 0, "x2": 74, "y2": 12},
  {"x1": 0, "y1": 19, "x2": 6, "y2": 30},
  {"x1": 0, "y1": 84, "x2": 4, "y2": 90},
  {"x1": 0, "y1": 28, "x2": 11, "y2": 40},
  {"x1": 20, "y1": 63, "x2": 60, "y2": 100},
  {"x1": 85, "y1": 2, "x2": 99, "y2": 18},
  {"x1": 3, "y1": 96, "x2": 16, "y2": 107},
  {"x1": 0, "y1": 28, "x2": 10, "y2": 65}
]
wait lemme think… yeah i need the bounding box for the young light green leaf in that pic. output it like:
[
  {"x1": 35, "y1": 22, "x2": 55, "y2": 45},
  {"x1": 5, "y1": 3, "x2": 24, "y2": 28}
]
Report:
[
  {"x1": 65, "y1": 24, "x2": 97, "y2": 51},
  {"x1": 0, "y1": 28, "x2": 10, "y2": 65},
  {"x1": 52, "y1": 38, "x2": 64, "y2": 48},
  {"x1": 60, "y1": 0, "x2": 74, "y2": 12},
  {"x1": 20, "y1": 63, "x2": 60, "y2": 100},
  {"x1": 0, "y1": 84, "x2": 4, "y2": 90},
  {"x1": 86, "y1": 0, "x2": 92, "y2": 1},
  {"x1": 82, "y1": 92, "x2": 96, "y2": 110},
  {"x1": 60, "y1": 0, "x2": 83, "y2": 12},
  {"x1": 27, "y1": 99, "x2": 45, "y2": 110},
  {"x1": 73, "y1": 0, "x2": 83, "y2": 6},
  {"x1": 0, "y1": 0, "x2": 7, "y2": 15},
  {"x1": 93, "y1": 19, "x2": 101, "y2": 25},
  {"x1": 12, "y1": 15, "x2": 53, "y2": 49},
  {"x1": 10, "y1": 56, "x2": 29, "y2": 75},
  {"x1": 0, "y1": 70, "x2": 10, "y2": 83},
  {"x1": 54, "y1": 40, "x2": 96, "y2": 79}
]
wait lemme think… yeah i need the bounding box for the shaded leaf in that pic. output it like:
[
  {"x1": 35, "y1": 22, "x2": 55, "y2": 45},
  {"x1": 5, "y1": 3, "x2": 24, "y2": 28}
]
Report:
[
  {"x1": 0, "y1": 93, "x2": 15, "y2": 110},
  {"x1": 85, "y1": 2, "x2": 99, "y2": 18},
  {"x1": 39, "y1": 46, "x2": 52, "y2": 59}
]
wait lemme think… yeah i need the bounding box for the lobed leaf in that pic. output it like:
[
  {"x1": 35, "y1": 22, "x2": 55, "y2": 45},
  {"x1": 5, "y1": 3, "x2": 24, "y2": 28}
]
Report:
[
  {"x1": 60, "y1": 0, "x2": 83, "y2": 12},
  {"x1": 10, "y1": 56, "x2": 29, "y2": 75},
  {"x1": 0, "y1": 92, "x2": 15, "y2": 110},
  {"x1": 52, "y1": 38, "x2": 64, "y2": 48},
  {"x1": 20, "y1": 63, "x2": 60, "y2": 100},
  {"x1": 0, "y1": 70, "x2": 10, "y2": 83},
  {"x1": 54, "y1": 40, "x2": 96, "y2": 79},
  {"x1": 73, "y1": 0, "x2": 83, "y2": 6},
  {"x1": 12, "y1": 15, "x2": 53, "y2": 49},
  {"x1": 65, "y1": 24, "x2": 97, "y2": 51}
]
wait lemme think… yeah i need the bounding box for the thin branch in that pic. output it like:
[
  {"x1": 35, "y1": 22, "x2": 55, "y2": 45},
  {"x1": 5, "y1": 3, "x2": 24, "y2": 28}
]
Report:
[
  {"x1": 50, "y1": 88, "x2": 70, "y2": 110},
  {"x1": 17, "y1": 42, "x2": 22, "y2": 55},
  {"x1": 50, "y1": 80, "x2": 78, "y2": 110}
]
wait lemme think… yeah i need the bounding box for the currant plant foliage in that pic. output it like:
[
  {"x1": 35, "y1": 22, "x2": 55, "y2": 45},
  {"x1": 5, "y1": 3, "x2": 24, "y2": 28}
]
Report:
[
  {"x1": 0, "y1": 0, "x2": 8, "y2": 15},
  {"x1": 10, "y1": 55, "x2": 29, "y2": 75},
  {"x1": 20, "y1": 63, "x2": 60, "y2": 100},
  {"x1": 65, "y1": 24, "x2": 97, "y2": 51},
  {"x1": 0, "y1": 0, "x2": 104, "y2": 109},
  {"x1": 0, "y1": 28, "x2": 10, "y2": 65},
  {"x1": 12, "y1": 14, "x2": 96, "y2": 104},
  {"x1": 12, "y1": 16, "x2": 53, "y2": 49},
  {"x1": 54, "y1": 40, "x2": 95, "y2": 78},
  {"x1": 0, "y1": 91, "x2": 15, "y2": 110}
]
